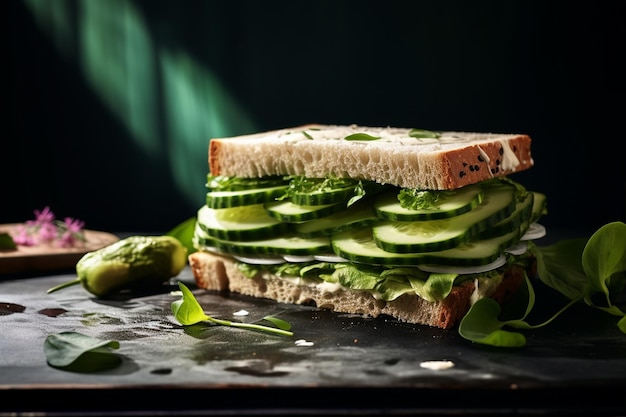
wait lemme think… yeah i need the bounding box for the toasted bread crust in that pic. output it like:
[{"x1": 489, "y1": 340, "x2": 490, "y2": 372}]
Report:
[
  {"x1": 208, "y1": 124, "x2": 533, "y2": 190},
  {"x1": 188, "y1": 251, "x2": 526, "y2": 329}
]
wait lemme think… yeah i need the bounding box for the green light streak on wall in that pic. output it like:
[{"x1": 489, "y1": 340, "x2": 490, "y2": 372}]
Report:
[
  {"x1": 160, "y1": 50, "x2": 256, "y2": 208},
  {"x1": 23, "y1": 0, "x2": 74, "y2": 59},
  {"x1": 21, "y1": 0, "x2": 257, "y2": 211},
  {"x1": 80, "y1": 0, "x2": 160, "y2": 157}
]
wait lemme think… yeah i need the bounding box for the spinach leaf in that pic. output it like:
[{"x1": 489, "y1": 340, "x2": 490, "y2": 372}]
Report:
[
  {"x1": 459, "y1": 221, "x2": 626, "y2": 347},
  {"x1": 458, "y1": 297, "x2": 527, "y2": 347},
  {"x1": 44, "y1": 332, "x2": 121, "y2": 372},
  {"x1": 530, "y1": 238, "x2": 588, "y2": 300},
  {"x1": 582, "y1": 222, "x2": 626, "y2": 315},
  {"x1": 171, "y1": 281, "x2": 209, "y2": 325},
  {"x1": 172, "y1": 282, "x2": 293, "y2": 336}
]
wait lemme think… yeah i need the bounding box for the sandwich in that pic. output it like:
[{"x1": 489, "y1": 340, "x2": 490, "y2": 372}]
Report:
[{"x1": 188, "y1": 124, "x2": 547, "y2": 329}]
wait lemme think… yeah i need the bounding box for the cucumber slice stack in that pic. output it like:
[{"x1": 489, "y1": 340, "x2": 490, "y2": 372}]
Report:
[{"x1": 194, "y1": 176, "x2": 546, "y2": 269}]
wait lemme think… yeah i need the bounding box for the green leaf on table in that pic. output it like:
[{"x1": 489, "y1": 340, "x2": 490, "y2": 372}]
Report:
[
  {"x1": 172, "y1": 282, "x2": 294, "y2": 336},
  {"x1": 44, "y1": 332, "x2": 121, "y2": 372},
  {"x1": 263, "y1": 315, "x2": 292, "y2": 331},
  {"x1": 171, "y1": 281, "x2": 210, "y2": 325},
  {"x1": 0, "y1": 232, "x2": 17, "y2": 250}
]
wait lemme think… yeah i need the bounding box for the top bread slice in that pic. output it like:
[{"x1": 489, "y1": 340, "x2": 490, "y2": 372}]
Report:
[{"x1": 209, "y1": 124, "x2": 533, "y2": 190}]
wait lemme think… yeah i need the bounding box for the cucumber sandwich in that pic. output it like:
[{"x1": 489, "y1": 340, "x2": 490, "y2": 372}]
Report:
[{"x1": 189, "y1": 124, "x2": 546, "y2": 329}]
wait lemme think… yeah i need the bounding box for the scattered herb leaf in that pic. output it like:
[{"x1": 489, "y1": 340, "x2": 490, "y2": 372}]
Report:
[
  {"x1": 44, "y1": 331, "x2": 121, "y2": 372},
  {"x1": 408, "y1": 129, "x2": 441, "y2": 139},
  {"x1": 344, "y1": 133, "x2": 380, "y2": 141},
  {"x1": 172, "y1": 282, "x2": 294, "y2": 336},
  {"x1": 398, "y1": 189, "x2": 451, "y2": 210},
  {"x1": 171, "y1": 281, "x2": 210, "y2": 325},
  {"x1": 262, "y1": 316, "x2": 292, "y2": 331}
]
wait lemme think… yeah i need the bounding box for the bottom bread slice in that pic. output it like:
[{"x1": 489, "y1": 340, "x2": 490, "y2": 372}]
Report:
[{"x1": 188, "y1": 251, "x2": 526, "y2": 329}]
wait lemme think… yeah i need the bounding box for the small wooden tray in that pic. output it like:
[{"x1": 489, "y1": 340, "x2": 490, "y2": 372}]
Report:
[{"x1": 0, "y1": 224, "x2": 119, "y2": 276}]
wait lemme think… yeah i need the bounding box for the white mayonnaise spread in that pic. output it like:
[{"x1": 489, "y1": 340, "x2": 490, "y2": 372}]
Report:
[
  {"x1": 498, "y1": 139, "x2": 520, "y2": 171},
  {"x1": 279, "y1": 275, "x2": 344, "y2": 294},
  {"x1": 477, "y1": 146, "x2": 493, "y2": 177}
]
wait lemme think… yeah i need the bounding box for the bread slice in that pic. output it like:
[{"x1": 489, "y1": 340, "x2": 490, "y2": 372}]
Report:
[
  {"x1": 188, "y1": 251, "x2": 527, "y2": 329},
  {"x1": 209, "y1": 124, "x2": 533, "y2": 190}
]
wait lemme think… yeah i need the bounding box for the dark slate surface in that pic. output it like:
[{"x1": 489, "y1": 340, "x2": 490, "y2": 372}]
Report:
[{"x1": 1, "y1": 263, "x2": 625, "y2": 416}]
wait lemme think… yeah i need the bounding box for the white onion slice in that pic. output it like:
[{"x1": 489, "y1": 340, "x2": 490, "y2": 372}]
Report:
[
  {"x1": 202, "y1": 246, "x2": 228, "y2": 255},
  {"x1": 417, "y1": 255, "x2": 507, "y2": 274},
  {"x1": 504, "y1": 242, "x2": 528, "y2": 255},
  {"x1": 282, "y1": 255, "x2": 316, "y2": 263},
  {"x1": 521, "y1": 223, "x2": 546, "y2": 240},
  {"x1": 314, "y1": 254, "x2": 350, "y2": 263},
  {"x1": 233, "y1": 255, "x2": 285, "y2": 265}
]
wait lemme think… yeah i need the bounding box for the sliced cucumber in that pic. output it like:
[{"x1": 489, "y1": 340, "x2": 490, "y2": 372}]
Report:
[
  {"x1": 264, "y1": 200, "x2": 346, "y2": 222},
  {"x1": 195, "y1": 229, "x2": 332, "y2": 256},
  {"x1": 372, "y1": 183, "x2": 517, "y2": 253},
  {"x1": 294, "y1": 200, "x2": 380, "y2": 237},
  {"x1": 331, "y1": 227, "x2": 521, "y2": 267},
  {"x1": 374, "y1": 185, "x2": 483, "y2": 221},
  {"x1": 477, "y1": 191, "x2": 534, "y2": 239},
  {"x1": 530, "y1": 191, "x2": 547, "y2": 224},
  {"x1": 206, "y1": 185, "x2": 288, "y2": 209},
  {"x1": 206, "y1": 175, "x2": 288, "y2": 191},
  {"x1": 196, "y1": 204, "x2": 288, "y2": 241}
]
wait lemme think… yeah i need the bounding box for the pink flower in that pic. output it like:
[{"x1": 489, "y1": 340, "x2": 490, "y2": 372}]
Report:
[
  {"x1": 57, "y1": 231, "x2": 76, "y2": 248},
  {"x1": 13, "y1": 207, "x2": 86, "y2": 248},
  {"x1": 56, "y1": 217, "x2": 86, "y2": 247},
  {"x1": 63, "y1": 217, "x2": 85, "y2": 235},
  {"x1": 37, "y1": 222, "x2": 58, "y2": 244},
  {"x1": 12, "y1": 225, "x2": 36, "y2": 246},
  {"x1": 34, "y1": 206, "x2": 55, "y2": 225}
]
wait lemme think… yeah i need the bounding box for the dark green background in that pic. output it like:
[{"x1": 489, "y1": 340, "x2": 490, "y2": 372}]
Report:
[{"x1": 7, "y1": 0, "x2": 625, "y2": 236}]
